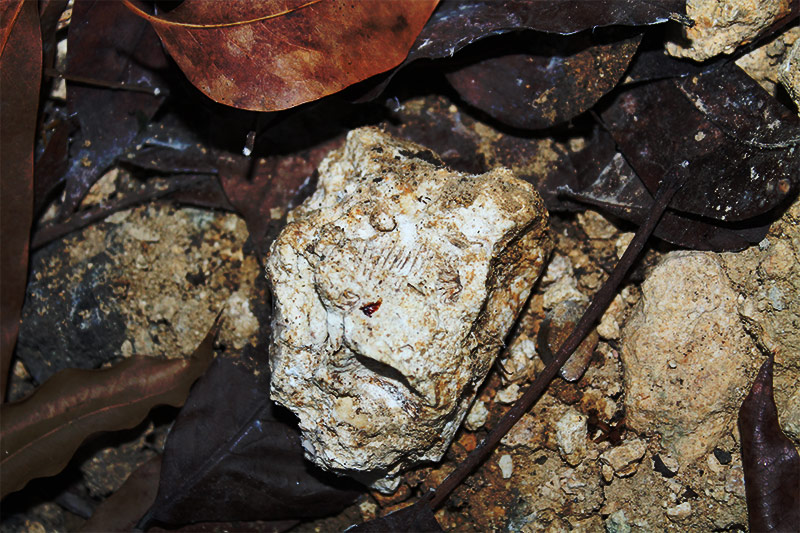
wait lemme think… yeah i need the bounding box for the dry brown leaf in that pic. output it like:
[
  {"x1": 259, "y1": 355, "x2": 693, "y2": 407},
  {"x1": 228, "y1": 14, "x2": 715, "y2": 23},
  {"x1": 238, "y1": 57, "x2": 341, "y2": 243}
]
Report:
[
  {"x1": 122, "y1": 0, "x2": 439, "y2": 111},
  {"x1": 0, "y1": 318, "x2": 220, "y2": 498}
]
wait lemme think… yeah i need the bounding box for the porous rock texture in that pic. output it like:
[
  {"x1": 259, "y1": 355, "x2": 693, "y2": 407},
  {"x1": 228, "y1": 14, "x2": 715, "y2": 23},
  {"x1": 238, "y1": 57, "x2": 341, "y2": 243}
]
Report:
[
  {"x1": 620, "y1": 251, "x2": 761, "y2": 467},
  {"x1": 720, "y1": 194, "x2": 800, "y2": 442},
  {"x1": 666, "y1": 0, "x2": 794, "y2": 61},
  {"x1": 266, "y1": 127, "x2": 551, "y2": 490}
]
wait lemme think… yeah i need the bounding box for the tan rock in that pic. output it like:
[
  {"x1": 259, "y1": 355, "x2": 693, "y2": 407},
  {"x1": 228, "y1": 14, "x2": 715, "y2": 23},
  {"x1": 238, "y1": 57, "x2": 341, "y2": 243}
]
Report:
[
  {"x1": 720, "y1": 195, "x2": 800, "y2": 443},
  {"x1": 556, "y1": 407, "x2": 588, "y2": 466},
  {"x1": 266, "y1": 127, "x2": 551, "y2": 490},
  {"x1": 779, "y1": 34, "x2": 800, "y2": 110},
  {"x1": 621, "y1": 251, "x2": 759, "y2": 466},
  {"x1": 666, "y1": 0, "x2": 793, "y2": 61},
  {"x1": 599, "y1": 438, "x2": 648, "y2": 478}
]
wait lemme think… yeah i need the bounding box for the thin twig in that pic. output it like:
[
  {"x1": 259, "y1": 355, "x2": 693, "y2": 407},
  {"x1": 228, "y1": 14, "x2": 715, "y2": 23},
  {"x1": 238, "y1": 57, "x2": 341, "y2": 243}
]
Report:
[
  {"x1": 31, "y1": 175, "x2": 206, "y2": 249},
  {"x1": 43, "y1": 67, "x2": 164, "y2": 96},
  {"x1": 429, "y1": 167, "x2": 688, "y2": 509}
]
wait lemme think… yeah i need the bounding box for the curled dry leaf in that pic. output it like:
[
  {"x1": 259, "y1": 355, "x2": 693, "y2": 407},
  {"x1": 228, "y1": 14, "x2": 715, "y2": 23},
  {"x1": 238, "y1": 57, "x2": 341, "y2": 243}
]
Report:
[
  {"x1": 599, "y1": 62, "x2": 799, "y2": 223},
  {"x1": 738, "y1": 355, "x2": 800, "y2": 533},
  {"x1": 123, "y1": 0, "x2": 439, "y2": 111},
  {"x1": 0, "y1": 0, "x2": 41, "y2": 400},
  {"x1": 355, "y1": 0, "x2": 684, "y2": 101},
  {"x1": 0, "y1": 317, "x2": 220, "y2": 498},
  {"x1": 141, "y1": 356, "x2": 362, "y2": 528}
]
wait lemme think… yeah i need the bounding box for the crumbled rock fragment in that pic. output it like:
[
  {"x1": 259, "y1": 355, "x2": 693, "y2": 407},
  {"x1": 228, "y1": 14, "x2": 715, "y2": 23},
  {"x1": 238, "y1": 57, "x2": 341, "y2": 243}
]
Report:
[
  {"x1": 719, "y1": 195, "x2": 800, "y2": 443},
  {"x1": 555, "y1": 407, "x2": 588, "y2": 466},
  {"x1": 496, "y1": 382, "x2": 522, "y2": 404},
  {"x1": 666, "y1": 0, "x2": 794, "y2": 61},
  {"x1": 736, "y1": 26, "x2": 800, "y2": 97},
  {"x1": 498, "y1": 454, "x2": 514, "y2": 479},
  {"x1": 538, "y1": 299, "x2": 598, "y2": 381},
  {"x1": 266, "y1": 127, "x2": 551, "y2": 489},
  {"x1": 621, "y1": 251, "x2": 759, "y2": 467},
  {"x1": 665, "y1": 501, "x2": 692, "y2": 521},
  {"x1": 779, "y1": 33, "x2": 800, "y2": 110},
  {"x1": 465, "y1": 399, "x2": 489, "y2": 431},
  {"x1": 599, "y1": 438, "x2": 648, "y2": 478}
]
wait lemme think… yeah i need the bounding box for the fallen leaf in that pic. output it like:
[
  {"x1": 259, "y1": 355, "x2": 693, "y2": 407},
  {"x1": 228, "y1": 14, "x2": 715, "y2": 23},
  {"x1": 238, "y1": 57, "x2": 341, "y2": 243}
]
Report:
[
  {"x1": 141, "y1": 356, "x2": 362, "y2": 528},
  {"x1": 59, "y1": 0, "x2": 167, "y2": 214},
  {"x1": 217, "y1": 137, "x2": 342, "y2": 259},
  {"x1": 355, "y1": 0, "x2": 684, "y2": 101},
  {"x1": 80, "y1": 456, "x2": 162, "y2": 532},
  {"x1": 445, "y1": 30, "x2": 641, "y2": 129},
  {"x1": 560, "y1": 133, "x2": 773, "y2": 251},
  {"x1": 123, "y1": 0, "x2": 439, "y2": 111},
  {"x1": 346, "y1": 496, "x2": 443, "y2": 532},
  {"x1": 738, "y1": 354, "x2": 800, "y2": 533},
  {"x1": 0, "y1": 317, "x2": 219, "y2": 498},
  {"x1": 0, "y1": 0, "x2": 41, "y2": 400},
  {"x1": 599, "y1": 62, "x2": 799, "y2": 223}
]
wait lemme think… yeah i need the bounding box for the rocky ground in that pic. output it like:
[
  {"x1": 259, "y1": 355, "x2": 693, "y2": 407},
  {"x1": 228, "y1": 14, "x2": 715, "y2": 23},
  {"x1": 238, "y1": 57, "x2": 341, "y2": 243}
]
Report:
[{"x1": 2, "y1": 0, "x2": 798, "y2": 531}]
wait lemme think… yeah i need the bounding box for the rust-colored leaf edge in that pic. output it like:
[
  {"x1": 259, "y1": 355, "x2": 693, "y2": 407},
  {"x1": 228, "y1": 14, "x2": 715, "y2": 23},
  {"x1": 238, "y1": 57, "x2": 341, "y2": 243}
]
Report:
[
  {"x1": 121, "y1": 0, "x2": 321, "y2": 29},
  {"x1": 122, "y1": 0, "x2": 439, "y2": 111},
  {"x1": 0, "y1": 316, "x2": 221, "y2": 499},
  {"x1": 0, "y1": 0, "x2": 41, "y2": 401}
]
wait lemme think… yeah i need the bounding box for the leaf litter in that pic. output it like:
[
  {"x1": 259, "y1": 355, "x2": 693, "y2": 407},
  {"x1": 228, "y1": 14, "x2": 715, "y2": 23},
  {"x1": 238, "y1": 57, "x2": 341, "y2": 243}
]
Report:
[{"x1": 2, "y1": 0, "x2": 799, "y2": 531}]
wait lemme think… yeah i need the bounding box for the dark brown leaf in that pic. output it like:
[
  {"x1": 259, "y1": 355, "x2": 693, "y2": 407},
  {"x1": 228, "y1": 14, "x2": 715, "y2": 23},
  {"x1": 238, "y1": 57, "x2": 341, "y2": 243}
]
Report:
[
  {"x1": 0, "y1": 0, "x2": 41, "y2": 401},
  {"x1": 80, "y1": 456, "x2": 162, "y2": 532},
  {"x1": 445, "y1": 31, "x2": 641, "y2": 129},
  {"x1": 141, "y1": 356, "x2": 362, "y2": 527},
  {"x1": 560, "y1": 134, "x2": 773, "y2": 251},
  {"x1": 346, "y1": 496, "x2": 443, "y2": 532},
  {"x1": 124, "y1": 0, "x2": 439, "y2": 111},
  {"x1": 599, "y1": 62, "x2": 799, "y2": 223},
  {"x1": 0, "y1": 318, "x2": 219, "y2": 498},
  {"x1": 60, "y1": 0, "x2": 167, "y2": 214},
  {"x1": 355, "y1": 0, "x2": 685, "y2": 101},
  {"x1": 738, "y1": 355, "x2": 800, "y2": 533},
  {"x1": 217, "y1": 137, "x2": 344, "y2": 258}
]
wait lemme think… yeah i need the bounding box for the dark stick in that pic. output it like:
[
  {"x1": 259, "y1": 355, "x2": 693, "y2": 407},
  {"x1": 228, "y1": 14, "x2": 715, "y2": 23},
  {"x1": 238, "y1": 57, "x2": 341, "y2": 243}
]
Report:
[
  {"x1": 429, "y1": 169, "x2": 687, "y2": 509},
  {"x1": 31, "y1": 175, "x2": 206, "y2": 250}
]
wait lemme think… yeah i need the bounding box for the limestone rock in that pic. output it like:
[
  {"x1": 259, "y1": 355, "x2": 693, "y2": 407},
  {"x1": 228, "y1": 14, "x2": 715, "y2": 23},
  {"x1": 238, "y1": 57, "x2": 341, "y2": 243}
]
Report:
[
  {"x1": 779, "y1": 33, "x2": 800, "y2": 111},
  {"x1": 620, "y1": 251, "x2": 760, "y2": 467},
  {"x1": 599, "y1": 438, "x2": 648, "y2": 478},
  {"x1": 266, "y1": 127, "x2": 551, "y2": 489},
  {"x1": 666, "y1": 0, "x2": 793, "y2": 61},
  {"x1": 555, "y1": 407, "x2": 588, "y2": 466},
  {"x1": 720, "y1": 195, "x2": 800, "y2": 442}
]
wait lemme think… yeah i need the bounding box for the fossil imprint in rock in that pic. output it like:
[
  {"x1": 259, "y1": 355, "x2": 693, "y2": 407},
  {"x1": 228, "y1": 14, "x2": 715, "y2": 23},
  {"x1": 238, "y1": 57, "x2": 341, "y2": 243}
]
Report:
[{"x1": 266, "y1": 127, "x2": 552, "y2": 491}]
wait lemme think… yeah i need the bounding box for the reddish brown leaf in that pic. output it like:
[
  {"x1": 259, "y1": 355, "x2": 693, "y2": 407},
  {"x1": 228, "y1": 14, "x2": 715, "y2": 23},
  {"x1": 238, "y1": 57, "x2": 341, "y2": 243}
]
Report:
[
  {"x1": 0, "y1": 317, "x2": 220, "y2": 498},
  {"x1": 0, "y1": 0, "x2": 41, "y2": 401},
  {"x1": 738, "y1": 354, "x2": 800, "y2": 533},
  {"x1": 123, "y1": 0, "x2": 439, "y2": 111},
  {"x1": 80, "y1": 456, "x2": 162, "y2": 532}
]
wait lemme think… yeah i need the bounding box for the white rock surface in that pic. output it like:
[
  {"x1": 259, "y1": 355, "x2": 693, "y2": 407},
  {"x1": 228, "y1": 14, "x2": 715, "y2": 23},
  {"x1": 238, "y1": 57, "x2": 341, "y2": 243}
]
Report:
[
  {"x1": 556, "y1": 407, "x2": 588, "y2": 467},
  {"x1": 266, "y1": 127, "x2": 551, "y2": 489}
]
